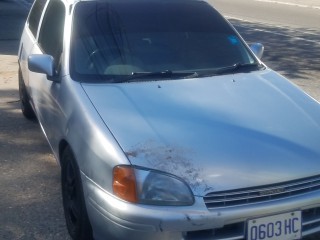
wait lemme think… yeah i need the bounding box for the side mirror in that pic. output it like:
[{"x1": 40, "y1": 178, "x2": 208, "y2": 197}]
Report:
[
  {"x1": 250, "y1": 43, "x2": 264, "y2": 59},
  {"x1": 28, "y1": 54, "x2": 57, "y2": 80}
]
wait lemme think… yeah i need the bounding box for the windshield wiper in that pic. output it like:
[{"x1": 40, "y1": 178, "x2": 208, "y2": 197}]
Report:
[
  {"x1": 111, "y1": 70, "x2": 198, "y2": 83},
  {"x1": 106, "y1": 63, "x2": 263, "y2": 83},
  {"x1": 214, "y1": 62, "x2": 264, "y2": 75}
]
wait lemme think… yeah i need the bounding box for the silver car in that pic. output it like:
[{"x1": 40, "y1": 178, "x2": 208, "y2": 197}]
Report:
[{"x1": 18, "y1": 0, "x2": 320, "y2": 239}]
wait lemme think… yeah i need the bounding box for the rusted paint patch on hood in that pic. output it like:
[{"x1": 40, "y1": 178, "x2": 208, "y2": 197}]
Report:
[{"x1": 125, "y1": 141, "x2": 213, "y2": 194}]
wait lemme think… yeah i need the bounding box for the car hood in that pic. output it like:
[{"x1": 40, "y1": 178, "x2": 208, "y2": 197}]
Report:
[{"x1": 82, "y1": 69, "x2": 320, "y2": 196}]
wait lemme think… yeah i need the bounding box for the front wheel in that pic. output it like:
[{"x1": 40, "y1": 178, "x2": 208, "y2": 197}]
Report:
[{"x1": 61, "y1": 147, "x2": 93, "y2": 240}]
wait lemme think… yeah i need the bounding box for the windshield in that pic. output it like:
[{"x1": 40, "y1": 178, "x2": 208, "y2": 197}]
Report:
[{"x1": 70, "y1": 0, "x2": 258, "y2": 82}]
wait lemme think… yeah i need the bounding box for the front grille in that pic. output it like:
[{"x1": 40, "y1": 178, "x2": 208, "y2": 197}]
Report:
[
  {"x1": 193, "y1": 176, "x2": 320, "y2": 239},
  {"x1": 185, "y1": 207, "x2": 320, "y2": 240},
  {"x1": 204, "y1": 175, "x2": 320, "y2": 209}
]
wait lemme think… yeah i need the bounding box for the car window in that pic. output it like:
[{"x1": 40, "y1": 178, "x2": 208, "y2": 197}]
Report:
[
  {"x1": 70, "y1": 1, "x2": 257, "y2": 82},
  {"x1": 38, "y1": 0, "x2": 65, "y2": 66},
  {"x1": 27, "y1": 0, "x2": 48, "y2": 38}
]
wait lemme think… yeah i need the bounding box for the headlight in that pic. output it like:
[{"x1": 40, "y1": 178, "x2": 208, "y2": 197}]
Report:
[{"x1": 113, "y1": 166, "x2": 194, "y2": 206}]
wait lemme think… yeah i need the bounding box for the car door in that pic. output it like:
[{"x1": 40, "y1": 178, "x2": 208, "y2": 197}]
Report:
[{"x1": 28, "y1": 0, "x2": 66, "y2": 147}]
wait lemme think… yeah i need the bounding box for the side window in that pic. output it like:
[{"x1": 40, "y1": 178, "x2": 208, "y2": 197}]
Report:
[
  {"x1": 38, "y1": 0, "x2": 65, "y2": 65},
  {"x1": 27, "y1": 0, "x2": 48, "y2": 38}
]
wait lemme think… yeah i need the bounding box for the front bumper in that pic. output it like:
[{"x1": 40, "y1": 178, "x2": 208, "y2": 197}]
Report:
[{"x1": 81, "y1": 173, "x2": 320, "y2": 240}]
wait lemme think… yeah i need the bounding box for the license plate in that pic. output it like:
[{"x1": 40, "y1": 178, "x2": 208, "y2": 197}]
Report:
[{"x1": 247, "y1": 211, "x2": 301, "y2": 240}]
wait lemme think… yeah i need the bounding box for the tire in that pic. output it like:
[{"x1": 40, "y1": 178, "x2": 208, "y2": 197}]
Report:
[
  {"x1": 18, "y1": 68, "x2": 36, "y2": 119},
  {"x1": 61, "y1": 147, "x2": 93, "y2": 240}
]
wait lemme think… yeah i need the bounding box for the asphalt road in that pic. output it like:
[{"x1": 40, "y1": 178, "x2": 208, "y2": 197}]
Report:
[
  {"x1": 211, "y1": 0, "x2": 320, "y2": 30},
  {"x1": 0, "y1": 0, "x2": 320, "y2": 240},
  {"x1": 211, "y1": 0, "x2": 320, "y2": 101}
]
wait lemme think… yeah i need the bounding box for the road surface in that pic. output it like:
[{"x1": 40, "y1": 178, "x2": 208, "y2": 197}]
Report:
[
  {"x1": 211, "y1": 0, "x2": 320, "y2": 101},
  {"x1": 211, "y1": 0, "x2": 320, "y2": 30}
]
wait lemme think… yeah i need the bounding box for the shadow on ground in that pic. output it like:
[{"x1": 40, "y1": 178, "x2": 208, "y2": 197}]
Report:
[
  {"x1": 230, "y1": 19, "x2": 320, "y2": 80},
  {"x1": 0, "y1": 0, "x2": 28, "y2": 55},
  {"x1": 0, "y1": 92, "x2": 70, "y2": 240}
]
